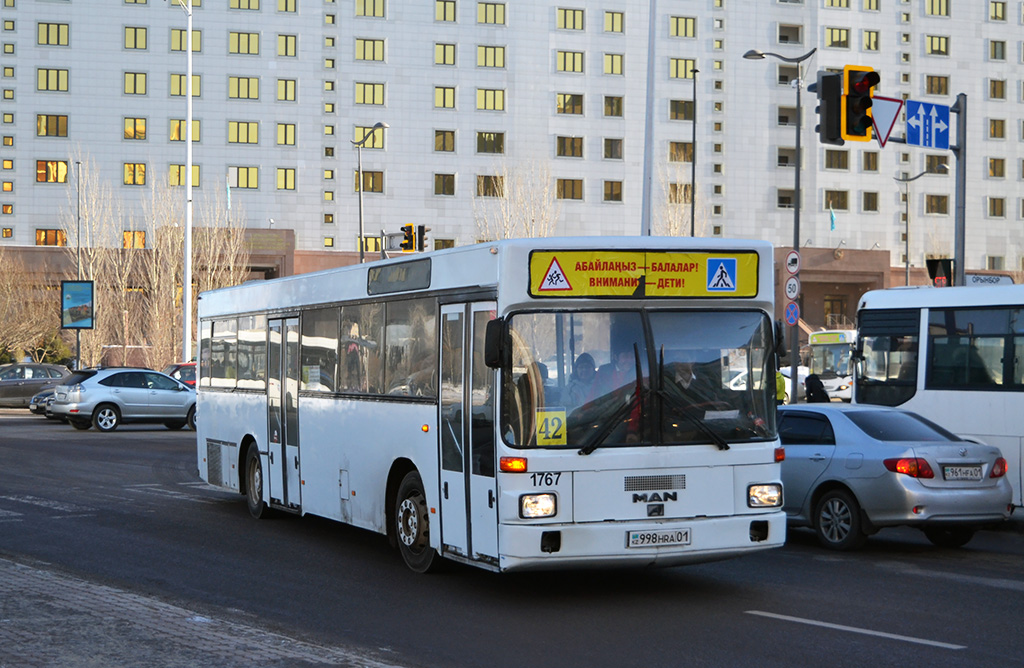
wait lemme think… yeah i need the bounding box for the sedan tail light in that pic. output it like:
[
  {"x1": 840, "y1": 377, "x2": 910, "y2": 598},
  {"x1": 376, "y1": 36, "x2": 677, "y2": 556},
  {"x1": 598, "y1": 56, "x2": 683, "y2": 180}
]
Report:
[
  {"x1": 990, "y1": 457, "x2": 1007, "y2": 478},
  {"x1": 884, "y1": 457, "x2": 934, "y2": 479}
]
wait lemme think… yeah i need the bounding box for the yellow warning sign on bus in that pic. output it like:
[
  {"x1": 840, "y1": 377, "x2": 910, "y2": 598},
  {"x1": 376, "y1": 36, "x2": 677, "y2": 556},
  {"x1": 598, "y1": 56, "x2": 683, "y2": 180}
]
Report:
[{"x1": 529, "y1": 251, "x2": 759, "y2": 298}]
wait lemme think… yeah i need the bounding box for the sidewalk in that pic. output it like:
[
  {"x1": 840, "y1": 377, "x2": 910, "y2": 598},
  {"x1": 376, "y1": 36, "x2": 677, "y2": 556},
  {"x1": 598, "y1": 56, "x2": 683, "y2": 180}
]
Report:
[{"x1": 0, "y1": 556, "x2": 403, "y2": 668}]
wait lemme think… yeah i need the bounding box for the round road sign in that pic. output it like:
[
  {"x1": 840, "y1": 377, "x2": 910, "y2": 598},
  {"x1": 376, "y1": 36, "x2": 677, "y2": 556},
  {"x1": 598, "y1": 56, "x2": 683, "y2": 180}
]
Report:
[
  {"x1": 785, "y1": 275, "x2": 801, "y2": 301},
  {"x1": 785, "y1": 250, "x2": 800, "y2": 275},
  {"x1": 785, "y1": 301, "x2": 800, "y2": 326}
]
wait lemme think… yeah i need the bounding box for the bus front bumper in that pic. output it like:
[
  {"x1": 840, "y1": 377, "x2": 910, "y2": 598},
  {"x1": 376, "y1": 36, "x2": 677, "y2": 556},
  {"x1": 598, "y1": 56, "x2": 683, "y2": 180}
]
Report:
[{"x1": 495, "y1": 511, "x2": 786, "y2": 572}]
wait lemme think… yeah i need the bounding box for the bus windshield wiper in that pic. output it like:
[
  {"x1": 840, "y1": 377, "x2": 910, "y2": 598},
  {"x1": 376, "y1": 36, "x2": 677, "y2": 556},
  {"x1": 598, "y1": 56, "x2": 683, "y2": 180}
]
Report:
[
  {"x1": 578, "y1": 344, "x2": 645, "y2": 456},
  {"x1": 658, "y1": 350, "x2": 730, "y2": 451}
]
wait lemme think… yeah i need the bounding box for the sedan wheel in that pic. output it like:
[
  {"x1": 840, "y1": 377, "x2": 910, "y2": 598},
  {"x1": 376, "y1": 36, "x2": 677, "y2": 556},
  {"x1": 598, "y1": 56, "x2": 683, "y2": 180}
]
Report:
[
  {"x1": 923, "y1": 527, "x2": 976, "y2": 548},
  {"x1": 813, "y1": 489, "x2": 866, "y2": 550}
]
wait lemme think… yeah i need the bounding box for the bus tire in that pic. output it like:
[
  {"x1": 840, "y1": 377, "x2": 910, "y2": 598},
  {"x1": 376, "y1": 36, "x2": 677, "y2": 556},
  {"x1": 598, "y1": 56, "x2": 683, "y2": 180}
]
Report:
[
  {"x1": 93, "y1": 404, "x2": 121, "y2": 432},
  {"x1": 394, "y1": 471, "x2": 440, "y2": 573},
  {"x1": 245, "y1": 445, "x2": 268, "y2": 519},
  {"x1": 813, "y1": 488, "x2": 866, "y2": 551}
]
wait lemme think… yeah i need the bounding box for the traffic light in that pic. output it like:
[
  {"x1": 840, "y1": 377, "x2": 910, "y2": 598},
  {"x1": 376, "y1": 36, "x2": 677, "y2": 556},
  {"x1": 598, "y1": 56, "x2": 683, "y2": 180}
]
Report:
[
  {"x1": 416, "y1": 225, "x2": 430, "y2": 252},
  {"x1": 926, "y1": 258, "x2": 954, "y2": 287},
  {"x1": 841, "y1": 65, "x2": 879, "y2": 142},
  {"x1": 808, "y1": 71, "x2": 844, "y2": 146},
  {"x1": 400, "y1": 224, "x2": 414, "y2": 251}
]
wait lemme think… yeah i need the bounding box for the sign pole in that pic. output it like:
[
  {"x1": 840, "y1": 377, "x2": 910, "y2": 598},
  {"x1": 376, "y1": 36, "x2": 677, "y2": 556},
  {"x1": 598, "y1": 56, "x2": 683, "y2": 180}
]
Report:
[{"x1": 950, "y1": 93, "x2": 967, "y2": 287}]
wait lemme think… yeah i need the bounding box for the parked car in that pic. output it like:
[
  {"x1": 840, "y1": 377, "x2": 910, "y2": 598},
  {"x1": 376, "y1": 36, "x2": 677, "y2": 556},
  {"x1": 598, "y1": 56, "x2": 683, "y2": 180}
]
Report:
[
  {"x1": 28, "y1": 388, "x2": 55, "y2": 416},
  {"x1": 161, "y1": 361, "x2": 196, "y2": 387},
  {"x1": 778, "y1": 404, "x2": 1011, "y2": 550},
  {"x1": 0, "y1": 362, "x2": 70, "y2": 407},
  {"x1": 50, "y1": 367, "x2": 196, "y2": 432}
]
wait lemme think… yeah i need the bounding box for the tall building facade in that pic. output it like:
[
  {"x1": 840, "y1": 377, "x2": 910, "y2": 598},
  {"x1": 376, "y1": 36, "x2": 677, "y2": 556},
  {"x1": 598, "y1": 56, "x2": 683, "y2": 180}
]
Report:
[{"x1": 0, "y1": 0, "x2": 1021, "y2": 274}]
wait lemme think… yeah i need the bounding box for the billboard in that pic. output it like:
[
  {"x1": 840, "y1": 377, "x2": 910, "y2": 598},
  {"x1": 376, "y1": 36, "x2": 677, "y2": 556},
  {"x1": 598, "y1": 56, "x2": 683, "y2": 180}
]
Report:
[{"x1": 61, "y1": 280, "x2": 95, "y2": 329}]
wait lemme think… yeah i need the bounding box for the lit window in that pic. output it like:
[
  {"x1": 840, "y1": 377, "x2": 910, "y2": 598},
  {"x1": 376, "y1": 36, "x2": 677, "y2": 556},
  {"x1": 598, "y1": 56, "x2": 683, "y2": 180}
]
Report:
[
  {"x1": 35, "y1": 160, "x2": 68, "y2": 183},
  {"x1": 229, "y1": 32, "x2": 259, "y2": 55},
  {"x1": 277, "y1": 123, "x2": 296, "y2": 146},
  {"x1": 435, "y1": 86, "x2": 455, "y2": 108},
  {"x1": 557, "y1": 51, "x2": 584, "y2": 73},
  {"x1": 477, "y1": 45, "x2": 505, "y2": 68},
  {"x1": 124, "y1": 72, "x2": 147, "y2": 95},
  {"x1": 556, "y1": 8, "x2": 584, "y2": 30},
  {"x1": 124, "y1": 27, "x2": 147, "y2": 50},
  {"x1": 276, "y1": 167, "x2": 296, "y2": 190},
  {"x1": 556, "y1": 93, "x2": 583, "y2": 114},
  {"x1": 435, "y1": 43, "x2": 456, "y2": 65},
  {"x1": 356, "y1": 38, "x2": 385, "y2": 61},
  {"x1": 476, "y1": 88, "x2": 505, "y2": 110},
  {"x1": 670, "y1": 16, "x2": 695, "y2": 38},
  {"x1": 229, "y1": 76, "x2": 259, "y2": 100},
  {"x1": 228, "y1": 121, "x2": 259, "y2": 144},
  {"x1": 604, "y1": 11, "x2": 623, "y2": 33},
  {"x1": 356, "y1": 82, "x2": 384, "y2": 105},
  {"x1": 36, "y1": 68, "x2": 68, "y2": 92},
  {"x1": 123, "y1": 163, "x2": 146, "y2": 186},
  {"x1": 604, "y1": 53, "x2": 624, "y2": 75},
  {"x1": 669, "y1": 58, "x2": 696, "y2": 79},
  {"x1": 556, "y1": 179, "x2": 583, "y2": 200},
  {"x1": 477, "y1": 2, "x2": 505, "y2": 25}
]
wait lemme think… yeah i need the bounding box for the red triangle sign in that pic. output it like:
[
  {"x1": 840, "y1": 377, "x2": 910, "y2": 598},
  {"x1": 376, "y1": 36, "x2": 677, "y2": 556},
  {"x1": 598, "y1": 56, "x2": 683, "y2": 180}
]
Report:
[{"x1": 537, "y1": 257, "x2": 573, "y2": 291}]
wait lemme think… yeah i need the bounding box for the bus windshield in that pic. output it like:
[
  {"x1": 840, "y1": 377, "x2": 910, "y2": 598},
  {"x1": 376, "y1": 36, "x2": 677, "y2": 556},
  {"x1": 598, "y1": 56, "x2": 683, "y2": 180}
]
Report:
[{"x1": 501, "y1": 309, "x2": 775, "y2": 448}]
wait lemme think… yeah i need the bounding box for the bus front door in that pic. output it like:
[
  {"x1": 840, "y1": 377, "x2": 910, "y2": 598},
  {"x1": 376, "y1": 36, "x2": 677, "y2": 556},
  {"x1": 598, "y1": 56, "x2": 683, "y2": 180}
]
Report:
[
  {"x1": 438, "y1": 303, "x2": 498, "y2": 564},
  {"x1": 268, "y1": 317, "x2": 302, "y2": 511}
]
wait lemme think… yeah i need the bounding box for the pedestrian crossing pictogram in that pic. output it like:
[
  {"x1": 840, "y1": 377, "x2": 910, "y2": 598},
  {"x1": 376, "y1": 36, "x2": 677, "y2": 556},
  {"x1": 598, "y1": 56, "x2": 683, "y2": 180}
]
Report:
[
  {"x1": 707, "y1": 258, "x2": 737, "y2": 292},
  {"x1": 537, "y1": 256, "x2": 572, "y2": 291}
]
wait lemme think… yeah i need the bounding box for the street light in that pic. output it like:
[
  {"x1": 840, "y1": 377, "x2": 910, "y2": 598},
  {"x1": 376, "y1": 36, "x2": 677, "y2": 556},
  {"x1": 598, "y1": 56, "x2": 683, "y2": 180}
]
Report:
[
  {"x1": 744, "y1": 47, "x2": 816, "y2": 405},
  {"x1": 174, "y1": 0, "x2": 194, "y2": 364},
  {"x1": 690, "y1": 68, "x2": 698, "y2": 236},
  {"x1": 894, "y1": 163, "x2": 948, "y2": 285},
  {"x1": 75, "y1": 160, "x2": 81, "y2": 371},
  {"x1": 352, "y1": 121, "x2": 389, "y2": 264}
]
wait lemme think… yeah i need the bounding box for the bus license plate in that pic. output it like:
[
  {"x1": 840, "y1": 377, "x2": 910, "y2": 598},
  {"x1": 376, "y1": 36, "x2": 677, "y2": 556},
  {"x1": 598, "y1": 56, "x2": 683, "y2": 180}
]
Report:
[
  {"x1": 627, "y1": 528, "x2": 691, "y2": 548},
  {"x1": 943, "y1": 465, "x2": 982, "y2": 481}
]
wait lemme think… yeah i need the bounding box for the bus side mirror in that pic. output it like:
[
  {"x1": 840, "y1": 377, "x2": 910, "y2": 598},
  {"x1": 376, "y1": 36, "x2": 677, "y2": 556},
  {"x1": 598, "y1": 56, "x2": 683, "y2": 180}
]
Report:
[
  {"x1": 774, "y1": 319, "x2": 786, "y2": 358},
  {"x1": 484, "y1": 318, "x2": 504, "y2": 369}
]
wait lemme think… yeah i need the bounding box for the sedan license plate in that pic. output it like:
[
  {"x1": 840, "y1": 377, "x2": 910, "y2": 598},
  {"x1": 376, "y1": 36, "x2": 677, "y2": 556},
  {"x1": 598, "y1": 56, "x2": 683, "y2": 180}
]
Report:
[
  {"x1": 626, "y1": 528, "x2": 691, "y2": 548},
  {"x1": 943, "y1": 465, "x2": 982, "y2": 482}
]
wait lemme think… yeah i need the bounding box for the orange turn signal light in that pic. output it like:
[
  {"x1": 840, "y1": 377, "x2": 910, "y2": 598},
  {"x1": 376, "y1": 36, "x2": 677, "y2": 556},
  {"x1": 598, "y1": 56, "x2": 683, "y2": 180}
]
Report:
[
  {"x1": 500, "y1": 456, "x2": 528, "y2": 473},
  {"x1": 774, "y1": 447, "x2": 785, "y2": 462}
]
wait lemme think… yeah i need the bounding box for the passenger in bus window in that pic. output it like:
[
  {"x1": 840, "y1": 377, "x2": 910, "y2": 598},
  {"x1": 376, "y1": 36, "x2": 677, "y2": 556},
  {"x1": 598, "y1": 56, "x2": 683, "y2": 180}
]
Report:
[{"x1": 565, "y1": 353, "x2": 596, "y2": 408}]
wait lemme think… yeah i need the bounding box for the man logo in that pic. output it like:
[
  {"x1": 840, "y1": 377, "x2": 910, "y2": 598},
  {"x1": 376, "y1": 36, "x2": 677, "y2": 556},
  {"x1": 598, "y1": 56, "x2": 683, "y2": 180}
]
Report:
[{"x1": 632, "y1": 492, "x2": 678, "y2": 503}]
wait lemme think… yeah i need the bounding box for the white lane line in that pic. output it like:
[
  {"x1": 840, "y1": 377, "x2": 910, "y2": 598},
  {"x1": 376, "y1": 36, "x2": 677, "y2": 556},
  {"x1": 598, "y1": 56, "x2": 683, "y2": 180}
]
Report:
[{"x1": 745, "y1": 610, "x2": 966, "y2": 650}]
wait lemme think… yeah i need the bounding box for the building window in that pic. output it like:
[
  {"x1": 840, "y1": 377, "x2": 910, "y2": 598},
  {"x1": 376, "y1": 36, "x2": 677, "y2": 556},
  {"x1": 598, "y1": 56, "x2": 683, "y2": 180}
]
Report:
[
  {"x1": 229, "y1": 166, "x2": 259, "y2": 189},
  {"x1": 436, "y1": 0, "x2": 456, "y2": 22},
  {"x1": 356, "y1": 0, "x2": 385, "y2": 18},
  {"x1": 863, "y1": 152, "x2": 879, "y2": 172},
  {"x1": 355, "y1": 38, "x2": 385, "y2": 61},
  {"x1": 354, "y1": 125, "x2": 385, "y2": 148},
  {"x1": 863, "y1": 30, "x2": 879, "y2": 51},
  {"x1": 435, "y1": 43, "x2": 456, "y2": 65},
  {"x1": 926, "y1": 0, "x2": 949, "y2": 15},
  {"x1": 556, "y1": 8, "x2": 584, "y2": 30},
  {"x1": 36, "y1": 160, "x2": 68, "y2": 183},
  {"x1": 862, "y1": 192, "x2": 879, "y2": 212},
  {"x1": 556, "y1": 93, "x2": 583, "y2": 114},
  {"x1": 477, "y1": 3, "x2": 505, "y2": 25},
  {"x1": 122, "y1": 231, "x2": 146, "y2": 249},
  {"x1": 825, "y1": 150, "x2": 849, "y2": 170},
  {"x1": 229, "y1": 32, "x2": 259, "y2": 55},
  {"x1": 603, "y1": 181, "x2": 622, "y2": 202},
  {"x1": 35, "y1": 229, "x2": 66, "y2": 246},
  {"x1": 228, "y1": 121, "x2": 259, "y2": 144},
  {"x1": 36, "y1": 68, "x2": 68, "y2": 92},
  {"x1": 669, "y1": 99, "x2": 694, "y2": 121},
  {"x1": 670, "y1": 16, "x2": 695, "y2": 38},
  {"x1": 669, "y1": 58, "x2": 696, "y2": 79},
  {"x1": 354, "y1": 170, "x2": 384, "y2": 193},
  {"x1": 989, "y1": 40, "x2": 1006, "y2": 61},
  {"x1": 604, "y1": 11, "x2": 623, "y2": 33},
  {"x1": 435, "y1": 86, "x2": 455, "y2": 108},
  {"x1": 989, "y1": 158, "x2": 1005, "y2": 178},
  {"x1": 356, "y1": 82, "x2": 384, "y2": 105},
  {"x1": 37, "y1": 23, "x2": 69, "y2": 46},
  {"x1": 278, "y1": 34, "x2": 297, "y2": 57},
  {"x1": 168, "y1": 164, "x2": 200, "y2": 187},
  {"x1": 230, "y1": 1, "x2": 260, "y2": 10},
  {"x1": 556, "y1": 136, "x2": 583, "y2": 158},
  {"x1": 604, "y1": 96, "x2": 623, "y2": 117},
  {"x1": 825, "y1": 0, "x2": 850, "y2": 6},
  {"x1": 324, "y1": 237, "x2": 334, "y2": 248},
  {"x1": 476, "y1": 88, "x2": 505, "y2": 110},
  {"x1": 989, "y1": 1, "x2": 1005, "y2": 20},
  {"x1": 277, "y1": 123, "x2": 296, "y2": 146},
  {"x1": 557, "y1": 51, "x2": 584, "y2": 73},
  {"x1": 1, "y1": 227, "x2": 11, "y2": 236},
  {"x1": 171, "y1": 29, "x2": 202, "y2": 53},
  {"x1": 669, "y1": 141, "x2": 693, "y2": 162},
  {"x1": 229, "y1": 76, "x2": 259, "y2": 100},
  {"x1": 670, "y1": 183, "x2": 693, "y2": 204},
  {"x1": 603, "y1": 138, "x2": 623, "y2": 160},
  {"x1": 925, "y1": 75, "x2": 949, "y2": 95},
  {"x1": 926, "y1": 36, "x2": 949, "y2": 56},
  {"x1": 276, "y1": 168, "x2": 295, "y2": 190},
  {"x1": 603, "y1": 53, "x2": 624, "y2": 75},
  {"x1": 988, "y1": 197, "x2": 1005, "y2": 217},
  {"x1": 556, "y1": 178, "x2": 583, "y2": 200},
  {"x1": 276, "y1": 79, "x2": 296, "y2": 102},
  {"x1": 124, "y1": 72, "x2": 147, "y2": 95},
  {"x1": 435, "y1": 130, "x2": 455, "y2": 152},
  {"x1": 123, "y1": 163, "x2": 146, "y2": 186},
  {"x1": 990, "y1": 119, "x2": 1005, "y2": 139},
  {"x1": 476, "y1": 174, "x2": 504, "y2": 197},
  {"x1": 169, "y1": 119, "x2": 200, "y2": 142},
  {"x1": 476, "y1": 131, "x2": 505, "y2": 154},
  {"x1": 170, "y1": 74, "x2": 201, "y2": 97},
  {"x1": 278, "y1": 0, "x2": 296, "y2": 11},
  {"x1": 824, "y1": 190, "x2": 848, "y2": 211},
  {"x1": 434, "y1": 173, "x2": 455, "y2": 195},
  {"x1": 477, "y1": 45, "x2": 505, "y2": 68},
  {"x1": 925, "y1": 194, "x2": 948, "y2": 214},
  {"x1": 36, "y1": 114, "x2": 67, "y2": 136},
  {"x1": 825, "y1": 28, "x2": 849, "y2": 48},
  {"x1": 989, "y1": 80, "x2": 1005, "y2": 100}
]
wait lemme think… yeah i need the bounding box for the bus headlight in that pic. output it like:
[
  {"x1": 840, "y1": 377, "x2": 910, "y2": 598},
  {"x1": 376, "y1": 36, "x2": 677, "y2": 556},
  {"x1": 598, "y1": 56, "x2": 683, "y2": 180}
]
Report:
[
  {"x1": 520, "y1": 493, "x2": 557, "y2": 518},
  {"x1": 748, "y1": 484, "x2": 782, "y2": 508}
]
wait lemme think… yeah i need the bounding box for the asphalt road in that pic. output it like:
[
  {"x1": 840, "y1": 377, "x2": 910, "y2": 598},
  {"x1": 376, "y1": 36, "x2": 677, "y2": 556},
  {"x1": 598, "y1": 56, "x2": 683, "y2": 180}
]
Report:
[{"x1": 2, "y1": 409, "x2": 1023, "y2": 667}]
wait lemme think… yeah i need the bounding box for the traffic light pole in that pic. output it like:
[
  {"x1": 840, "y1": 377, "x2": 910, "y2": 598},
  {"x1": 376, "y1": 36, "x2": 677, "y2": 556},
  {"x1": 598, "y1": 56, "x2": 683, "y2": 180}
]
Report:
[{"x1": 951, "y1": 93, "x2": 967, "y2": 288}]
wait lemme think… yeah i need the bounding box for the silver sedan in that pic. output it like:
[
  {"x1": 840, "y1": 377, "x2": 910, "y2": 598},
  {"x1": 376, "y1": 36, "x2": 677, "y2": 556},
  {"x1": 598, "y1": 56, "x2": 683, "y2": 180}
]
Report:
[{"x1": 778, "y1": 404, "x2": 1012, "y2": 550}]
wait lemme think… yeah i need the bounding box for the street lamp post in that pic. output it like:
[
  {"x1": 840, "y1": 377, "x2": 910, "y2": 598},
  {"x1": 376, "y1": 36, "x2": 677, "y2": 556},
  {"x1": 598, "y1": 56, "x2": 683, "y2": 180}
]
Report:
[
  {"x1": 690, "y1": 68, "x2": 698, "y2": 236},
  {"x1": 175, "y1": 0, "x2": 194, "y2": 364},
  {"x1": 352, "y1": 122, "x2": 389, "y2": 264},
  {"x1": 744, "y1": 47, "x2": 816, "y2": 405},
  {"x1": 75, "y1": 160, "x2": 81, "y2": 371},
  {"x1": 894, "y1": 164, "x2": 949, "y2": 285}
]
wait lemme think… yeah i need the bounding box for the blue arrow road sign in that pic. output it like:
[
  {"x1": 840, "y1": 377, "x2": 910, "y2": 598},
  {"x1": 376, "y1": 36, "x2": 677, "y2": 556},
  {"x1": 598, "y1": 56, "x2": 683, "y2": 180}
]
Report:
[{"x1": 905, "y1": 100, "x2": 950, "y2": 150}]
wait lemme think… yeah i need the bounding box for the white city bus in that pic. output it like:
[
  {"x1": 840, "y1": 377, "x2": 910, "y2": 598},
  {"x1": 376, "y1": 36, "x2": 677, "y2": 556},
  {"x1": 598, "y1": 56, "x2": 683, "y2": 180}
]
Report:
[
  {"x1": 854, "y1": 284, "x2": 1024, "y2": 506},
  {"x1": 808, "y1": 329, "x2": 856, "y2": 400},
  {"x1": 196, "y1": 237, "x2": 785, "y2": 572}
]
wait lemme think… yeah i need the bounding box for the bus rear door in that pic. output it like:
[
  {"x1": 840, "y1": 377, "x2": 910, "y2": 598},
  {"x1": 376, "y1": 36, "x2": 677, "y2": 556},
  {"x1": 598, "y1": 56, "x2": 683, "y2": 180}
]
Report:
[{"x1": 268, "y1": 317, "x2": 302, "y2": 511}]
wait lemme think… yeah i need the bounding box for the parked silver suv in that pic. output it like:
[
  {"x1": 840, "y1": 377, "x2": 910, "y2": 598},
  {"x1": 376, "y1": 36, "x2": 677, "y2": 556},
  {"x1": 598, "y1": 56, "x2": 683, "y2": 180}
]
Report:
[{"x1": 51, "y1": 367, "x2": 196, "y2": 432}]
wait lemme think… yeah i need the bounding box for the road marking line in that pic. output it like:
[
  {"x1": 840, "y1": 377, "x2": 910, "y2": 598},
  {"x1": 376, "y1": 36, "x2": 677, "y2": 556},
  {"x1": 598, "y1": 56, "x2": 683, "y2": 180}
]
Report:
[{"x1": 745, "y1": 610, "x2": 966, "y2": 650}]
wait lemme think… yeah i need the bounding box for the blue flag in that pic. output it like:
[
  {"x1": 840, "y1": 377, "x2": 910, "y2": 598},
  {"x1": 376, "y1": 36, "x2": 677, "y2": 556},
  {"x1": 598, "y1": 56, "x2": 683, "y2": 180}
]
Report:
[{"x1": 829, "y1": 206, "x2": 836, "y2": 231}]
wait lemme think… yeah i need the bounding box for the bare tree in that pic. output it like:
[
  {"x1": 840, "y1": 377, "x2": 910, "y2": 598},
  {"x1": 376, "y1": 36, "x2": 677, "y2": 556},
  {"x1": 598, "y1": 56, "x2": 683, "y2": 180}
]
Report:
[
  {"x1": 140, "y1": 181, "x2": 185, "y2": 369},
  {"x1": 0, "y1": 245, "x2": 31, "y2": 359},
  {"x1": 473, "y1": 159, "x2": 561, "y2": 241},
  {"x1": 654, "y1": 162, "x2": 709, "y2": 237}
]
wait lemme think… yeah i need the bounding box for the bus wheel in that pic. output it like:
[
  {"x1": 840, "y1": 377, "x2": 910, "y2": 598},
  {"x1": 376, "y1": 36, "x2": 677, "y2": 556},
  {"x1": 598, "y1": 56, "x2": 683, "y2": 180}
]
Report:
[
  {"x1": 395, "y1": 471, "x2": 440, "y2": 573},
  {"x1": 813, "y1": 489, "x2": 866, "y2": 551},
  {"x1": 245, "y1": 445, "x2": 268, "y2": 519}
]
